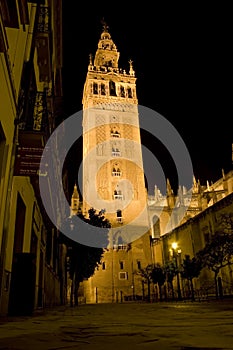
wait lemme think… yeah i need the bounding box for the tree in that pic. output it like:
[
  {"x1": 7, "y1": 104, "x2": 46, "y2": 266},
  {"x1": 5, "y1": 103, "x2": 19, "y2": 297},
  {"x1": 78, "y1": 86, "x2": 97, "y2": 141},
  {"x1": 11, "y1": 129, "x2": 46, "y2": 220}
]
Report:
[
  {"x1": 137, "y1": 264, "x2": 154, "y2": 302},
  {"x1": 64, "y1": 208, "x2": 111, "y2": 306},
  {"x1": 180, "y1": 254, "x2": 202, "y2": 301},
  {"x1": 196, "y1": 232, "x2": 233, "y2": 299},
  {"x1": 164, "y1": 260, "x2": 178, "y2": 301},
  {"x1": 150, "y1": 263, "x2": 166, "y2": 301},
  {"x1": 218, "y1": 213, "x2": 233, "y2": 236}
]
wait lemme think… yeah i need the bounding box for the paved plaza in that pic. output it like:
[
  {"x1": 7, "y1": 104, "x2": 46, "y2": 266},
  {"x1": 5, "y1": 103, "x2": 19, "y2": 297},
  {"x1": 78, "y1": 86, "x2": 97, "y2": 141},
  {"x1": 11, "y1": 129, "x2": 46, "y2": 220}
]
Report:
[{"x1": 0, "y1": 300, "x2": 233, "y2": 350}]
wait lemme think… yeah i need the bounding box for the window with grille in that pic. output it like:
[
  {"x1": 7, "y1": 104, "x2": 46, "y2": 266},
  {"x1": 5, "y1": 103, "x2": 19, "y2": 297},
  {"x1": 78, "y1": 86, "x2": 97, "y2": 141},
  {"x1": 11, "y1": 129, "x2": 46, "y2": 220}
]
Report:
[
  {"x1": 112, "y1": 167, "x2": 121, "y2": 177},
  {"x1": 119, "y1": 272, "x2": 127, "y2": 280},
  {"x1": 114, "y1": 190, "x2": 123, "y2": 200},
  {"x1": 112, "y1": 147, "x2": 121, "y2": 156},
  {"x1": 110, "y1": 127, "x2": 120, "y2": 138},
  {"x1": 116, "y1": 209, "x2": 122, "y2": 223}
]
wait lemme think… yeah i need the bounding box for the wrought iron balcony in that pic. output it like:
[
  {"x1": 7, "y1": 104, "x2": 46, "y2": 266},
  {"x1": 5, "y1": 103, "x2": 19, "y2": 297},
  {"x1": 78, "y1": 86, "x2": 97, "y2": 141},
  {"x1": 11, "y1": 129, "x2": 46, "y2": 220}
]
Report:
[{"x1": 36, "y1": 6, "x2": 51, "y2": 82}]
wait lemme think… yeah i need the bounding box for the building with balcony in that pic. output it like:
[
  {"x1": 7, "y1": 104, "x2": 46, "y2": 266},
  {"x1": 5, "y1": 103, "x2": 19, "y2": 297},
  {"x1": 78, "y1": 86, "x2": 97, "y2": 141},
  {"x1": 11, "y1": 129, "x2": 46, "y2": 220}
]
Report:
[{"x1": 0, "y1": 0, "x2": 67, "y2": 316}]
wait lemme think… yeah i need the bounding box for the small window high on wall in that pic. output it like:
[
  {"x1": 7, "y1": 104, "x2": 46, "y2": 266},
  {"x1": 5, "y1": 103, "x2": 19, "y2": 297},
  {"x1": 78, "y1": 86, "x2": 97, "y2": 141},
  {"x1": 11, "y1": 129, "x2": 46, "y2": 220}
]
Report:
[
  {"x1": 119, "y1": 272, "x2": 127, "y2": 280},
  {"x1": 110, "y1": 128, "x2": 120, "y2": 138},
  {"x1": 114, "y1": 190, "x2": 123, "y2": 200},
  {"x1": 116, "y1": 209, "x2": 122, "y2": 218},
  {"x1": 112, "y1": 167, "x2": 121, "y2": 177},
  {"x1": 112, "y1": 147, "x2": 121, "y2": 156},
  {"x1": 116, "y1": 209, "x2": 122, "y2": 223}
]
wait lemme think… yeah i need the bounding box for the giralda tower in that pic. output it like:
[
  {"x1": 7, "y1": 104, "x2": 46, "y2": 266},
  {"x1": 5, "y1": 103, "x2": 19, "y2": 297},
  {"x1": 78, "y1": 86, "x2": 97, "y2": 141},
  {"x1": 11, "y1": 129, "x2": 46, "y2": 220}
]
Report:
[{"x1": 81, "y1": 22, "x2": 153, "y2": 303}]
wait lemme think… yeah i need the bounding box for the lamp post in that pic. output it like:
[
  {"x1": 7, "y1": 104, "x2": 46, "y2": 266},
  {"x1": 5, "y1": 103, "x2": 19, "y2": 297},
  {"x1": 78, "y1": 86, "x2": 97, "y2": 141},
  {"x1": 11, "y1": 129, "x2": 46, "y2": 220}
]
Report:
[
  {"x1": 171, "y1": 242, "x2": 182, "y2": 301},
  {"x1": 131, "y1": 254, "x2": 135, "y2": 301}
]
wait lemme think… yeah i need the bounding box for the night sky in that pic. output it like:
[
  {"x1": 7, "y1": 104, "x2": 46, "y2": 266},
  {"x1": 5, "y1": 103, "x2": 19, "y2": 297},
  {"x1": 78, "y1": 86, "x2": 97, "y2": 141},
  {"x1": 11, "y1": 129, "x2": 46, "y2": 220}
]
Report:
[{"x1": 62, "y1": 3, "x2": 232, "y2": 196}]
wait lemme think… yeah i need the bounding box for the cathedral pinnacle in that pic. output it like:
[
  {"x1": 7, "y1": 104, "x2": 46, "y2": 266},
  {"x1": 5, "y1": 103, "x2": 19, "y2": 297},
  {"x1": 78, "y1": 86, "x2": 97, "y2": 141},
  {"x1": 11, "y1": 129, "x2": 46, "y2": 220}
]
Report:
[{"x1": 166, "y1": 178, "x2": 173, "y2": 195}]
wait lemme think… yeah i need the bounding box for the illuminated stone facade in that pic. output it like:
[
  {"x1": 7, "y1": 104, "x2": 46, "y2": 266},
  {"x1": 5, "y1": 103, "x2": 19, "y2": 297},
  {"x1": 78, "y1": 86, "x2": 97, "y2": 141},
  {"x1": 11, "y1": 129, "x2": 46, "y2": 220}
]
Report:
[
  {"x1": 80, "y1": 24, "x2": 153, "y2": 303},
  {"x1": 72, "y1": 24, "x2": 233, "y2": 304},
  {"x1": 0, "y1": 0, "x2": 66, "y2": 316},
  {"x1": 82, "y1": 27, "x2": 148, "y2": 234},
  {"x1": 152, "y1": 170, "x2": 233, "y2": 299}
]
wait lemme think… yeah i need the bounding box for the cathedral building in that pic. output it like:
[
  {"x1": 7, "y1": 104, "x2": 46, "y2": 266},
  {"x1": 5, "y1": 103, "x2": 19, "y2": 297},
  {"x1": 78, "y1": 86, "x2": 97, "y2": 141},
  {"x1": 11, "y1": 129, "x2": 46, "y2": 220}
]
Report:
[{"x1": 70, "y1": 23, "x2": 233, "y2": 303}]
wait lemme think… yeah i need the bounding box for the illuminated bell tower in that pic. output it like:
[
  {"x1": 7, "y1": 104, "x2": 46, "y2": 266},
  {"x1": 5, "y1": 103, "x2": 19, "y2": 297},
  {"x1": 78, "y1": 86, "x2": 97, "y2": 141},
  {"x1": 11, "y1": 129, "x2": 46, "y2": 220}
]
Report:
[
  {"x1": 70, "y1": 183, "x2": 80, "y2": 217},
  {"x1": 82, "y1": 22, "x2": 149, "y2": 242},
  {"x1": 81, "y1": 22, "x2": 152, "y2": 303}
]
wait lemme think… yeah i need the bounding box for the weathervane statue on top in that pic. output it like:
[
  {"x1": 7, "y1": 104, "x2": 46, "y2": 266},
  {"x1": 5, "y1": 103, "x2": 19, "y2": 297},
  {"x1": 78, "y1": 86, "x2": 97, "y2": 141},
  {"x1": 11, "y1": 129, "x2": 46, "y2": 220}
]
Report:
[{"x1": 101, "y1": 17, "x2": 109, "y2": 32}]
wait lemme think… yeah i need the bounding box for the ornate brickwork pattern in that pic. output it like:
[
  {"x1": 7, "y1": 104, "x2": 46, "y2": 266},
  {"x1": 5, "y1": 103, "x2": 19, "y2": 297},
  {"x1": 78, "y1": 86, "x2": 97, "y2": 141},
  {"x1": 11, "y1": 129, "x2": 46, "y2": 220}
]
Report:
[
  {"x1": 96, "y1": 125, "x2": 106, "y2": 144},
  {"x1": 123, "y1": 124, "x2": 133, "y2": 140}
]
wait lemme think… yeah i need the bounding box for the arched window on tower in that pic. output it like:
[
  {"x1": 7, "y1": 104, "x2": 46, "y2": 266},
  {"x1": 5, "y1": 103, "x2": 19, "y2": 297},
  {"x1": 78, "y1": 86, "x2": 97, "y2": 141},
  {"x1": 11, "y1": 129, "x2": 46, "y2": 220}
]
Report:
[
  {"x1": 109, "y1": 80, "x2": 116, "y2": 96},
  {"x1": 113, "y1": 189, "x2": 123, "y2": 200},
  {"x1": 116, "y1": 209, "x2": 122, "y2": 223},
  {"x1": 127, "y1": 87, "x2": 132, "y2": 98},
  {"x1": 110, "y1": 127, "x2": 120, "y2": 138},
  {"x1": 101, "y1": 83, "x2": 106, "y2": 95},
  {"x1": 120, "y1": 86, "x2": 125, "y2": 97},
  {"x1": 106, "y1": 59, "x2": 113, "y2": 67},
  {"x1": 112, "y1": 166, "x2": 121, "y2": 177},
  {"x1": 113, "y1": 232, "x2": 129, "y2": 250},
  {"x1": 152, "y1": 215, "x2": 160, "y2": 240},
  {"x1": 112, "y1": 147, "x2": 121, "y2": 156},
  {"x1": 93, "y1": 82, "x2": 98, "y2": 94}
]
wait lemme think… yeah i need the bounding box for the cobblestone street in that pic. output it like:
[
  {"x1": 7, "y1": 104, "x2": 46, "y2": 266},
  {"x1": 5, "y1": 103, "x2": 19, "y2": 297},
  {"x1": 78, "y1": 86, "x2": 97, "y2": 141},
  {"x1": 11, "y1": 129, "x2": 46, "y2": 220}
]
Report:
[{"x1": 0, "y1": 300, "x2": 233, "y2": 350}]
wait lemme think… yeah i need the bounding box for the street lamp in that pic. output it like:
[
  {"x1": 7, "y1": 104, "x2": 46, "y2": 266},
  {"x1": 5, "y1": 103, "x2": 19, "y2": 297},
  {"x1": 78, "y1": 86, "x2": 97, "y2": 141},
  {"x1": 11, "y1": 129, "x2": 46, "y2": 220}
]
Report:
[{"x1": 171, "y1": 242, "x2": 182, "y2": 300}]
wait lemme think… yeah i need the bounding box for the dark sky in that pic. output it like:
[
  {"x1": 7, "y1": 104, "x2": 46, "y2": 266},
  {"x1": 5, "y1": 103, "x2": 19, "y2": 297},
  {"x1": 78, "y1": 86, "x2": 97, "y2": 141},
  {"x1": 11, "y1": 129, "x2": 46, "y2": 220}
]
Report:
[{"x1": 62, "y1": 3, "x2": 232, "y2": 196}]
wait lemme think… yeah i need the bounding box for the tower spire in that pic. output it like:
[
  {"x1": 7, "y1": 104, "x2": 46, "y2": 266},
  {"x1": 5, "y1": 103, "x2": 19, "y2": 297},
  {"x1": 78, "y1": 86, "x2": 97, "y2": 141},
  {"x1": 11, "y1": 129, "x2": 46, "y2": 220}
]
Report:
[
  {"x1": 92, "y1": 21, "x2": 119, "y2": 69},
  {"x1": 70, "y1": 183, "x2": 80, "y2": 217}
]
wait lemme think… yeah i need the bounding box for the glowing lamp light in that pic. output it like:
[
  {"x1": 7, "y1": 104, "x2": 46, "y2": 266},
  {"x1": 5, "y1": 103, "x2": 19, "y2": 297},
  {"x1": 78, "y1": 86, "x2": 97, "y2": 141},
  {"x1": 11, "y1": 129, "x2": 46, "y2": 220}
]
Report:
[{"x1": 171, "y1": 242, "x2": 178, "y2": 250}]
